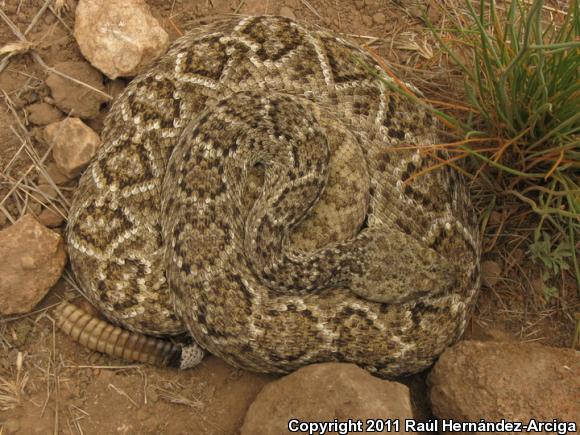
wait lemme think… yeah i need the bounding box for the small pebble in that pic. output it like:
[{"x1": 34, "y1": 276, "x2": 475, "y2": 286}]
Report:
[
  {"x1": 45, "y1": 61, "x2": 107, "y2": 118},
  {"x1": 38, "y1": 208, "x2": 65, "y2": 228},
  {"x1": 45, "y1": 118, "x2": 101, "y2": 178},
  {"x1": 481, "y1": 260, "x2": 502, "y2": 287},
  {"x1": 43, "y1": 12, "x2": 57, "y2": 25},
  {"x1": 279, "y1": 6, "x2": 296, "y2": 20},
  {"x1": 372, "y1": 12, "x2": 386, "y2": 25},
  {"x1": 43, "y1": 163, "x2": 72, "y2": 185},
  {"x1": 362, "y1": 15, "x2": 373, "y2": 28},
  {"x1": 26, "y1": 102, "x2": 64, "y2": 125}
]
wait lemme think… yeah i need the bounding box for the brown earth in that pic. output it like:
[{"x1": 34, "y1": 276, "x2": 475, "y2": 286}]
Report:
[{"x1": 0, "y1": 1, "x2": 577, "y2": 434}]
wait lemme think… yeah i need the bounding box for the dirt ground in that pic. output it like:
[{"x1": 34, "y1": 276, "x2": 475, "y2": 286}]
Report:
[{"x1": 0, "y1": 0, "x2": 577, "y2": 434}]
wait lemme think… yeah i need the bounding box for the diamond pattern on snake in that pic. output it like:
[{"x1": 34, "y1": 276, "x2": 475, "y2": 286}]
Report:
[{"x1": 65, "y1": 15, "x2": 480, "y2": 377}]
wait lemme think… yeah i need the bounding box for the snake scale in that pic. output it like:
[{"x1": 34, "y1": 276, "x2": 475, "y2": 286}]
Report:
[{"x1": 63, "y1": 15, "x2": 480, "y2": 377}]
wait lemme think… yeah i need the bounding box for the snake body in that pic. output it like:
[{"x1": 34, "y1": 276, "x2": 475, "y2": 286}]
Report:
[{"x1": 65, "y1": 16, "x2": 480, "y2": 377}]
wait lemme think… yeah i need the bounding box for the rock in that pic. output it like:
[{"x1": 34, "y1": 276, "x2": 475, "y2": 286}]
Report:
[
  {"x1": 25, "y1": 102, "x2": 63, "y2": 125},
  {"x1": 279, "y1": 6, "x2": 296, "y2": 20},
  {"x1": 37, "y1": 208, "x2": 65, "y2": 228},
  {"x1": 241, "y1": 363, "x2": 415, "y2": 435},
  {"x1": 41, "y1": 163, "x2": 71, "y2": 185},
  {"x1": 74, "y1": 0, "x2": 169, "y2": 79},
  {"x1": 372, "y1": 12, "x2": 386, "y2": 25},
  {"x1": 481, "y1": 260, "x2": 502, "y2": 287},
  {"x1": 428, "y1": 341, "x2": 580, "y2": 427},
  {"x1": 37, "y1": 183, "x2": 58, "y2": 200},
  {"x1": 45, "y1": 118, "x2": 101, "y2": 178},
  {"x1": 45, "y1": 61, "x2": 108, "y2": 118},
  {"x1": 29, "y1": 184, "x2": 59, "y2": 216},
  {"x1": 0, "y1": 214, "x2": 66, "y2": 316}
]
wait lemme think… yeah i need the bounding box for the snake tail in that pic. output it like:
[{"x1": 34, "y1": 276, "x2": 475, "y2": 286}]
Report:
[{"x1": 55, "y1": 301, "x2": 182, "y2": 367}]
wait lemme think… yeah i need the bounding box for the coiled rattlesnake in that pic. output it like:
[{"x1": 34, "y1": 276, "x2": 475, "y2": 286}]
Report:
[{"x1": 65, "y1": 15, "x2": 480, "y2": 377}]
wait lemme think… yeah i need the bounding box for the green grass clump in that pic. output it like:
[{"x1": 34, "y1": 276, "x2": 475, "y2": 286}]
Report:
[{"x1": 426, "y1": 0, "x2": 579, "y2": 292}]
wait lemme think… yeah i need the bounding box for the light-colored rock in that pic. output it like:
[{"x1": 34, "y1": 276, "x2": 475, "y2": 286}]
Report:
[
  {"x1": 45, "y1": 118, "x2": 101, "y2": 178},
  {"x1": 74, "y1": 0, "x2": 169, "y2": 79},
  {"x1": 428, "y1": 341, "x2": 580, "y2": 431},
  {"x1": 45, "y1": 61, "x2": 108, "y2": 119},
  {"x1": 241, "y1": 363, "x2": 415, "y2": 435},
  {"x1": 481, "y1": 260, "x2": 502, "y2": 287},
  {"x1": 25, "y1": 102, "x2": 64, "y2": 125},
  {"x1": 0, "y1": 214, "x2": 66, "y2": 315}
]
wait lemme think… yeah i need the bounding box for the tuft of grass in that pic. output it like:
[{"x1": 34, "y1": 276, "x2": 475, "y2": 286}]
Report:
[
  {"x1": 0, "y1": 352, "x2": 28, "y2": 411},
  {"x1": 420, "y1": 0, "x2": 579, "y2": 290},
  {"x1": 362, "y1": 0, "x2": 578, "y2": 299}
]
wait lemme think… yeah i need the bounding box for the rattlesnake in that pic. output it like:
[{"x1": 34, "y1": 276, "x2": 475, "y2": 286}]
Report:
[{"x1": 64, "y1": 15, "x2": 480, "y2": 377}]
